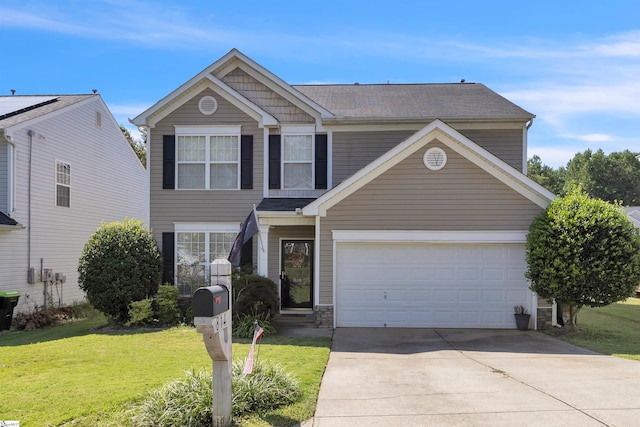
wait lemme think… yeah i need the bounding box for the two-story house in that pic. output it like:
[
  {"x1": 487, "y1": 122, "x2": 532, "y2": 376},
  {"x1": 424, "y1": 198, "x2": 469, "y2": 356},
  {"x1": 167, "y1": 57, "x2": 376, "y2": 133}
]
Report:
[
  {"x1": 0, "y1": 94, "x2": 147, "y2": 314},
  {"x1": 132, "y1": 49, "x2": 555, "y2": 329}
]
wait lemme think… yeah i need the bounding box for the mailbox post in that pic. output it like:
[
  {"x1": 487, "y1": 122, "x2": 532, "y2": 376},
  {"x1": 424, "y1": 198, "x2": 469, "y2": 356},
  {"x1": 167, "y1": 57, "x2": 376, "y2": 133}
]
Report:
[{"x1": 193, "y1": 258, "x2": 233, "y2": 427}]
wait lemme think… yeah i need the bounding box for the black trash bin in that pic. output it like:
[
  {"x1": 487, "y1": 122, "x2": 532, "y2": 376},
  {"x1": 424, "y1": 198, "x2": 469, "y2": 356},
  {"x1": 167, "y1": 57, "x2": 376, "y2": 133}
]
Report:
[{"x1": 0, "y1": 291, "x2": 20, "y2": 331}]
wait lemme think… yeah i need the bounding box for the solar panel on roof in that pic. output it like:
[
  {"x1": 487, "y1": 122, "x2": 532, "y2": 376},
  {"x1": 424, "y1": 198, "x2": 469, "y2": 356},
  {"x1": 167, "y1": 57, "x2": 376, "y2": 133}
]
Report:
[{"x1": 0, "y1": 96, "x2": 57, "y2": 116}]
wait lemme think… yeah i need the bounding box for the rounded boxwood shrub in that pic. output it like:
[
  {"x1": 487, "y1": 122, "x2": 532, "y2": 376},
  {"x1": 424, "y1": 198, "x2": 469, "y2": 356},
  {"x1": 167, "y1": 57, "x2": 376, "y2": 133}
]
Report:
[
  {"x1": 78, "y1": 218, "x2": 162, "y2": 324},
  {"x1": 232, "y1": 273, "x2": 279, "y2": 321},
  {"x1": 526, "y1": 189, "x2": 640, "y2": 330}
]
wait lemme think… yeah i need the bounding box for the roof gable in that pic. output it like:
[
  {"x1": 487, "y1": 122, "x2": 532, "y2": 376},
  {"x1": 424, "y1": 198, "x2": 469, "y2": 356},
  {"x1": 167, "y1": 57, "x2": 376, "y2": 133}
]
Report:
[
  {"x1": 132, "y1": 48, "x2": 333, "y2": 127},
  {"x1": 303, "y1": 119, "x2": 555, "y2": 216}
]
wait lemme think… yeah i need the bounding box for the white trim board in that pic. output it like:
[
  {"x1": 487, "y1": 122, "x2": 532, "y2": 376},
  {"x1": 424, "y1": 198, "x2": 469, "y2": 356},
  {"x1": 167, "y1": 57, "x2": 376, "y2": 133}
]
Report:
[
  {"x1": 331, "y1": 230, "x2": 528, "y2": 243},
  {"x1": 174, "y1": 222, "x2": 240, "y2": 232}
]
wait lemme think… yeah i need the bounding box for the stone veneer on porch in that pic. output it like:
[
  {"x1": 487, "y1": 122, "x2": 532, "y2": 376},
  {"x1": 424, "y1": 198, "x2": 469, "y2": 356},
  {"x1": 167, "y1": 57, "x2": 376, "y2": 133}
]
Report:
[{"x1": 314, "y1": 306, "x2": 334, "y2": 328}]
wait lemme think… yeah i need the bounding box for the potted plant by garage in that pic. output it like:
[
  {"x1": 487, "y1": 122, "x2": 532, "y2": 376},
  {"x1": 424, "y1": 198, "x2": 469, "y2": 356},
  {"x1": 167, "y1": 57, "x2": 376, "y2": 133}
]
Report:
[{"x1": 514, "y1": 305, "x2": 531, "y2": 330}]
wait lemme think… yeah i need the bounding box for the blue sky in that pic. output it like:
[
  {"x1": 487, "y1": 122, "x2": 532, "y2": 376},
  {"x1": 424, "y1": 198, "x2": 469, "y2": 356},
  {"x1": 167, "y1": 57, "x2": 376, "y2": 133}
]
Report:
[{"x1": 1, "y1": 0, "x2": 639, "y2": 168}]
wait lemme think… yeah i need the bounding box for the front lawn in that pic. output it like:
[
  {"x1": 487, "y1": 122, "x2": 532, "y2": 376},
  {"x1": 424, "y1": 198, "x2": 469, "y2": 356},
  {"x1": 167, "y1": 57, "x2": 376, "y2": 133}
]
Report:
[
  {"x1": 0, "y1": 314, "x2": 330, "y2": 427},
  {"x1": 545, "y1": 298, "x2": 640, "y2": 361}
]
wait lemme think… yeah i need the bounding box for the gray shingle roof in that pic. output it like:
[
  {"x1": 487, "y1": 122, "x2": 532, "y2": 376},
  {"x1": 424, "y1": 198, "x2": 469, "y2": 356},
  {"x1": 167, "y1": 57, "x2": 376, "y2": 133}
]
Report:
[
  {"x1": 292, "y1": 83, "x2": 534, "y2": 121},
  {"x1": 257, "y1": 198, "x2": 317, "y2": 212},
  {"x1": 0, "y1": 211, "x2": 19, "y2": 226},
  {"x1": 0, "y1": 95, "x2": 96, "y2": 129}
]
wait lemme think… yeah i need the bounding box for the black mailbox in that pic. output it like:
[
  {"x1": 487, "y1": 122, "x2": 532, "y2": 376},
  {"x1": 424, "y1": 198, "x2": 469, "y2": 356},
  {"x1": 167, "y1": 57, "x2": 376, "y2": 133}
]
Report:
[{"x1": 193, "y1": 285, "x2": 229, "y2": 317}]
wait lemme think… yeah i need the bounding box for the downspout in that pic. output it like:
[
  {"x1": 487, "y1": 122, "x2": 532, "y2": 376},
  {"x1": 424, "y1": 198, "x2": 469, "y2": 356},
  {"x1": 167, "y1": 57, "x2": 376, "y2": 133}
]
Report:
[
  {"x1": 27, "y1": 130, "x2": 34, "y2": 282},
  {"x1": 523, "y1": 118, "x2": 534, "y2": 174}
]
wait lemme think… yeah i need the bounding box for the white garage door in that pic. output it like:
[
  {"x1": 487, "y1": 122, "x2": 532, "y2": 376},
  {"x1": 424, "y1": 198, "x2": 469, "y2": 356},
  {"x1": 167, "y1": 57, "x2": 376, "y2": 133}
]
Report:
[{"x1": 336, "y1": 242, "x2": 531, "y2": 328}]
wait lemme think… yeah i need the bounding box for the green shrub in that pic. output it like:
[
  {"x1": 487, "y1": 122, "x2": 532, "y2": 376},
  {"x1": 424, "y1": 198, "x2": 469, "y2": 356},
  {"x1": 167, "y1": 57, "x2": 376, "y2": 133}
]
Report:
[
  {"x1": 132, "y1": 368, "x2": 212, "y2": 427},
  {"x1": 78, "y1": 218, "x2": 162, "y2": 324},
  {"x1": 126, "y1": 298, "x2": 155, "y2": 327},
  {"x1": 232, "y1": 273, "x2": 278, "y2": 321},
  {"x1": 232, "y1": 359, "x2": 300, "y2": 416},
  {"x1": 155, "y1": 285, "x2": 180, "y2": 325},
  {"x1": 132, "y1": 361, "x2": 300, "y2": 425},
  {"x1": 526, "y1": 189, "x2": 640, "y2": 329},
  {"x1": 233, "y1": 310, "x2": 277, "y2": 339}
]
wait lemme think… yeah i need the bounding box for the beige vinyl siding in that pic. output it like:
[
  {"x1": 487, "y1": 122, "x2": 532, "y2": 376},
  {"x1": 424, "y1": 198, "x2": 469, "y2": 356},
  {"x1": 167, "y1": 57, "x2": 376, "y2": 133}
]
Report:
[
  {"x1": 458, "y1": 128, "x2": 523, "y2": 171},
  {"x1": 266, "y1": 225, "x2": 314, "y2": 284},
  {"x1": 0, "y1": 139, "x2": 7, "y2": 211},
  {"x1": 149, "y1": 88, "x2": 264, "y2": 242},
  {"x1": 221, "y1": 68, "x2": 314, "y2": 123},
  {"x1": 331, "y1": 127, "x2": 524, "y2": 186},
  {"x1": 332, "y1": 131, "x2": 414, "y2": 185},
  {"x1": 317, "y1": 142, "x2": 542, "y2": 304}
]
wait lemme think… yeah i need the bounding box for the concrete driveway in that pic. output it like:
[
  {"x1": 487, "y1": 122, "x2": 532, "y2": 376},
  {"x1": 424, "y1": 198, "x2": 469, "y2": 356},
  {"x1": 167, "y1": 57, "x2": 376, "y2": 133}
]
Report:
[{"x1": 312, "y1": 328, "x2": 640, "y2": 426}]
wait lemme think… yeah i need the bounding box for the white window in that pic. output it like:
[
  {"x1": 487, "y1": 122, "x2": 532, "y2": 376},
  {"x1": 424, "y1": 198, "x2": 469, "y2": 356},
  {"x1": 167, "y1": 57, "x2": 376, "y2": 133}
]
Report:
[
  {"x1": 56, "y1": 161, "x2": 70, "y2": 207},
  {"x1": 282, "y1": 126, "x2": 314, "y2": 190},
  {"x1": 175, "y1": 223, "x2": 239, "y2": 296},
  {"x1": 176, "y1": 126, "x2": 240, "y2": 190}
]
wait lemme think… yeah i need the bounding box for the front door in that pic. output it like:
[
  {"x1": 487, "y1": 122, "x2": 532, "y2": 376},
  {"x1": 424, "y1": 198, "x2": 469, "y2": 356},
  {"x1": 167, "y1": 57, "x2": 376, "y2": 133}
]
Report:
[{"x1": 280, "y1": 240, "x2": 313, "y2": 311}]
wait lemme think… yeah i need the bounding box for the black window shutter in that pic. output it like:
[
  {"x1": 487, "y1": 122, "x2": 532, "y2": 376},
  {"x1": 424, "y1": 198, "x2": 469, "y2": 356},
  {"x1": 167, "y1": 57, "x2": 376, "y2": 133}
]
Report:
[
  {"x1": 240, "y1": 237, "x2": 253, "y2": 268},
  {"x1": 162, "y1": 232, "x2": 175, "y2": 285},
  {"x1": 240, "y1": 135, "x2": 253, "y2": 189},
  {"x1": 268, "y1": 135, "x2": 281, "y2": 189},
  {"x1": 163, "y1": 135, "x2": 176, "y2": 189},
  {"x1": 315, "y1": 134, "x2": 328, "y2": 189}
]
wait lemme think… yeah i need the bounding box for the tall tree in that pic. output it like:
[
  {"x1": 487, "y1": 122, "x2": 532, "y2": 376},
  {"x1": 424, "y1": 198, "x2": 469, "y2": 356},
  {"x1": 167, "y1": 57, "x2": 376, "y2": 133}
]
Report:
[
  {"x1": 527, "y1": 155, "x2": 566, "y2": 195},
  {"x1": 120, "y1": 125, "x2": 146, "y2": 167},
  {"x1": 564, "y1": 149, "x2": 640, "y2": 205}
]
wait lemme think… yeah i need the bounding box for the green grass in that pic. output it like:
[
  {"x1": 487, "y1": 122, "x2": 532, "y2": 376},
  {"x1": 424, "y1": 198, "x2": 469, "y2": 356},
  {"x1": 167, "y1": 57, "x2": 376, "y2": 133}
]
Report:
[
  {"x1": 545, "y1": 298, "x2": 640, "y2": 361},
  {"x1": 0, "y1": 313, "x2": 330, "y2": 427}
]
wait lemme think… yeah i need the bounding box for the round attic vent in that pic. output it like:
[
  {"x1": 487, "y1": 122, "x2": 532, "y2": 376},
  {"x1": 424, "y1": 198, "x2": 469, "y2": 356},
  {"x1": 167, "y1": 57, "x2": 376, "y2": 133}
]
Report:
[
  {"x1": 423, "y1": 147, "x2": 447, "y2": 170},
  {"x1": 198, "y1": 95, "x2": 218, "y2": 115}
]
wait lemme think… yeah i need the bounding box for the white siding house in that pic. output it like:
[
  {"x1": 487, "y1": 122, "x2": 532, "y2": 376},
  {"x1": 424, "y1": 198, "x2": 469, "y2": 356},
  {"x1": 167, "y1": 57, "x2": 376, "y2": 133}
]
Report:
[{"x1": 0, "y1": 95, "x2": 147, "y2": 314}]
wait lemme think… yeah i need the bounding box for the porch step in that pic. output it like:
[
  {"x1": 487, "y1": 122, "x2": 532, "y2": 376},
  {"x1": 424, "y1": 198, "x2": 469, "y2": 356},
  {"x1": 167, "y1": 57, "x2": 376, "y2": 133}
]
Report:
[{"x1": 275, "y1": 313, "x2": 314, "y2": 323}]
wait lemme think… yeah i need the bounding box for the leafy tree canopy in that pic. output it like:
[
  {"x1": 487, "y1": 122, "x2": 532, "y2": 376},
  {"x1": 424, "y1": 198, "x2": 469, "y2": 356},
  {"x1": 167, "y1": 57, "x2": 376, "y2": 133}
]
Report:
[
  {"x1": 526, "y1": 190, "x2": 640, "y2": 330},
  {"x1": 565, "y1": 149, "x2": 640, "y2": 205},
  {"x1": 528, "y1": 150, "x2": 640, "y2": 205},
  {"x1": 527, "y1": 155, "x2": 566, "y2": 195},
  {"x1": 120, "y1": 125, "x2": 146, "y2": 167}
]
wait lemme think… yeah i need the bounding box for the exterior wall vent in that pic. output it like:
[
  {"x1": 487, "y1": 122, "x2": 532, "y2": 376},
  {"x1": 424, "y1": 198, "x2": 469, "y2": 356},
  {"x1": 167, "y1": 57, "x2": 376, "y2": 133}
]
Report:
[
  {"x1": 423, "y1": 147, "x2": 447, "y2": 170},
  {"x1": 198, "y1": 95, "x2": 218, "y2": 116},
  {"x1": 95, "y1": 111, "x2": 102, "y2": 128}
]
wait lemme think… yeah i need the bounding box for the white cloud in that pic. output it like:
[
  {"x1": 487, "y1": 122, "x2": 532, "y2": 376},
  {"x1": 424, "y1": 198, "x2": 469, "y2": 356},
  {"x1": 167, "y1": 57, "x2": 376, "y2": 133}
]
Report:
[
  {"x1": 559, "y1": 133, "x2": 615, "y2": 143},
  {"x1": 592, "y1": 31, "x2": 640, "y2": 57}
]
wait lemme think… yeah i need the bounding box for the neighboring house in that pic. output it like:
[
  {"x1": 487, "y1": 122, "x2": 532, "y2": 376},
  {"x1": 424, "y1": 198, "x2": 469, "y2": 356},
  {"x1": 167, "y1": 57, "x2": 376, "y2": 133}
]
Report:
[
  {"x1": 0, "y1": 94, "x2": 147, "y2": 314},
  {"x1": 626, "y1": 207, "x2": 640, "y2": 228},
  {"x1": 132, "y1": 49, "x2": 555, "y2": 329},
  {"x1": 626, "y1": 207, "x2": 640, "y2": 298}
]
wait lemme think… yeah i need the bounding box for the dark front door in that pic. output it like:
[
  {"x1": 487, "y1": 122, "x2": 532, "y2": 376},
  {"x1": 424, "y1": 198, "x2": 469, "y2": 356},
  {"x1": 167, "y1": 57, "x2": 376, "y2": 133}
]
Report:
[{"x1": 280, "y1": 240, "x2": 313, "y2": 310}]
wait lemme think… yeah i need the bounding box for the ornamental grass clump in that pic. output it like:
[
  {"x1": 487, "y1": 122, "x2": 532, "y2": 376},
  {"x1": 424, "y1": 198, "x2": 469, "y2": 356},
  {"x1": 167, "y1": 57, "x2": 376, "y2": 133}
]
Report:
[
  {"x1": 232, "y1": 359, "x2": 300, "y2": 416},
  {"x1": 132, "y1": 368, "x2": 212, "y2": 427},
  {"x1": 131, "y1": 360, "x2": 300, "y2": 425}
]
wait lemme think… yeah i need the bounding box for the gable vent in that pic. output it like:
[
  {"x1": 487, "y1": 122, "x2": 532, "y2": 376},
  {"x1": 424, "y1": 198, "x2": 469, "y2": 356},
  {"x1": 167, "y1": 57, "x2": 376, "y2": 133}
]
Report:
[
  {"x1": 423, "y1": 147, "x2": 447, "y2": 171},
  {"x1": 198, "y1": 95, "x2": 218, "y2": 115}
]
